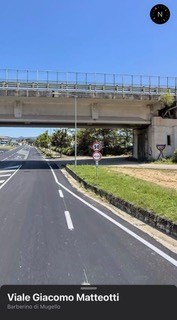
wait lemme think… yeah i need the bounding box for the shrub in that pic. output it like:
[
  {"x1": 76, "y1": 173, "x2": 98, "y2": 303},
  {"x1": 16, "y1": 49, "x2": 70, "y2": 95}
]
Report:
[
  {"x1": 63, "y1": 146, "x2": 74, "y2": 156},
  {"x1": 172, "y1": 149, "x2": 177, "y2": 163}
]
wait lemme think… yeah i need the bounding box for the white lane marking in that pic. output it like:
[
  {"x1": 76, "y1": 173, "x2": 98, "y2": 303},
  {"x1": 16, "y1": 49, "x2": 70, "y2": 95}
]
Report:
[
  {"x1": 64, "y1": 211, "x2": 74, "y2": 230},
  {"x1": 1, "y1": 147, "x2": 24, "y2": 161},
  {"x1": 59, "y1": 190, "x2": 64, "y2": 198},
  {"x1": 0, "y1": 180, "x2": 5, "y2": 183},
  {"x1": 48, "y1": 163, "x2": 177, "y2": 268},
  {"x1": 0, "y1": 174, "x2": 11, "y2": 177},
  {"x1": 0, "y1": 169, "x2": 16, "y2": 173},
  {"x1": 1, "y1": 156, "x2": 10, "y2": 161},
  {"x1": 1, "y1": 152, "x2": 20, "y2": 162},
  {"x1": 4, "y1": 166, "x2": 20, "y2": 169},
  {"x1": 0, "y1": 166, "x2": 22, "y2": 190},
  {"x1": 83, "y1": 269, "x2": 90, "y2": 285},
  {"x1": 16, "y1": 150, "x2": 29, "y2": 159}
]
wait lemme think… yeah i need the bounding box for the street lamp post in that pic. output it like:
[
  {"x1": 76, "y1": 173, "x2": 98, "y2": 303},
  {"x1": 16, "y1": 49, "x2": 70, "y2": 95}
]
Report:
[
  {"x1": 54, "y1": 92, "x2": 78, "y2": 166},
  {"x1": 74, "y1": 96, "x2": 78, "y2": 166}
]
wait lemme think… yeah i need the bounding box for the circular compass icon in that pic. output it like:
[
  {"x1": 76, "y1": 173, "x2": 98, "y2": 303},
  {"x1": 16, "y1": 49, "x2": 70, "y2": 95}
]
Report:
[{"x1": 150, "y1": 4, "x2": 170, "y2": 24}]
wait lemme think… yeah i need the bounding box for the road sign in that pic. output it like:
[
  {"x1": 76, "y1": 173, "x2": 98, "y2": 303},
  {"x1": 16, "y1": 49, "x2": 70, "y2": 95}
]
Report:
[
  {"x1": 92, "y1": 151, "x2": 102, "y2": 161},
  {"x1": 156, "y1": 144, "x2": 166, "y2": 160},
  {"x1": 156, "y1": 144, "x2": 166, "y2": 151},
  {"x1": 91, "y1": 141, "x2": 103, "y2": 152}
]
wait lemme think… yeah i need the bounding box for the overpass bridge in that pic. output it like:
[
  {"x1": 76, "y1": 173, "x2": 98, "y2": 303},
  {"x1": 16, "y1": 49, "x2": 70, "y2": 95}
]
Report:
[{"x1": 0, "y1": 69, "x2": 177, "y2": 160}]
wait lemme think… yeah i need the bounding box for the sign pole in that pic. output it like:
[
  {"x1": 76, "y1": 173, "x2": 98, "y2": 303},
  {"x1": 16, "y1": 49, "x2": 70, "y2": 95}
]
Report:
[
  {"x1": 95, "y1": 160, "x2": 98, "y2": 177},
  {"x1": 91, "y1": 141, "x2": 103, "y2": 178}
]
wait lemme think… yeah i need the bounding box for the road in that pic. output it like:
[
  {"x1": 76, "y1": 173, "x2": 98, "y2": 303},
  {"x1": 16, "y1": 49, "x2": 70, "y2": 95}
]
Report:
[{"x1": 0, "y1": 145, "x2": 177, "y2": 285}]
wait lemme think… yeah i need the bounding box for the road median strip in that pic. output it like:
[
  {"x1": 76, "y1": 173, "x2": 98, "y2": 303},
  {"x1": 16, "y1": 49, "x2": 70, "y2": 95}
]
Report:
[{"x1": 65, "y1": 165, "x2": 177, "y2": 239}]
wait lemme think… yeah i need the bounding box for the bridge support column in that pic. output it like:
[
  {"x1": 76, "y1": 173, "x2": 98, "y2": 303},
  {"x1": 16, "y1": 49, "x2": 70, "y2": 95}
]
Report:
[
  {"x1": 133, "y1": 128, "x2": 148, "y2": 160},
  {"x1": 147, "y1": 116, "x2": 177, "y2": 160}
]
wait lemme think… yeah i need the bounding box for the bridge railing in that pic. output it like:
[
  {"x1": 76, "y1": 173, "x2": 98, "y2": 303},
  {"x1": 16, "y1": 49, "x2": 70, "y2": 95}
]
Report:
[{"x1": 0, "y1": 69, "x2": 176, "y2": 94}]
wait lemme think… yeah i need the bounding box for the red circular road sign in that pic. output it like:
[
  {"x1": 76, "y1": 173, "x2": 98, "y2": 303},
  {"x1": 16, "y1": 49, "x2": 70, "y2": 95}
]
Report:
[
  {"x1": 92, "y1": 151, "x2": 102, "y2": 161},
  {"x1": 91, "y1": 141, "x2": 103, "y2": 152}
]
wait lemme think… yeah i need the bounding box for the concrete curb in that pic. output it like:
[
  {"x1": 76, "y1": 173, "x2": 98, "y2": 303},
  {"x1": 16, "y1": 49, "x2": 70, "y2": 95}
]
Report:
[{"x1": 65, "y1": 166, "x2": 177, "y2": 240}]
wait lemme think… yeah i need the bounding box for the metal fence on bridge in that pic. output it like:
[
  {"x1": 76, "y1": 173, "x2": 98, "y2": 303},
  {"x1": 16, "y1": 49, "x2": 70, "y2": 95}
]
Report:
[{"x1": 0, "y1": 69, "x2": 176, "y2": 95}]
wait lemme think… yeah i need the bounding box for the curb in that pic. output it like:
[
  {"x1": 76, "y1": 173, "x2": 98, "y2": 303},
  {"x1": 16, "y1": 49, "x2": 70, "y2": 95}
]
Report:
[{"x1": 65, "y1": 166, "x2": 177, "y2": 240}]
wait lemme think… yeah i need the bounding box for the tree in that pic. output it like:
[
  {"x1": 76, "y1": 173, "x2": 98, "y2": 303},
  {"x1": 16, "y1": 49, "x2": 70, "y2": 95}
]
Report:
[
  {"x1": 159, "y1": 90, "x2": 176, "y2": 119},
  {"x1": 117, "y1": 129, "x2": 133, "y2": 149},
  {"x1": 76, "y1": 128, "x2": 133, "y2": 156},
  {"x1": 159, "y1": 90, "x2": 174, "y2": 107},
  {"x1": 51, "y1": 129, "x2": 71, "y2": 157},
  {"x1": 34, "y1": 130, "x2": 50, "y2": 148}
]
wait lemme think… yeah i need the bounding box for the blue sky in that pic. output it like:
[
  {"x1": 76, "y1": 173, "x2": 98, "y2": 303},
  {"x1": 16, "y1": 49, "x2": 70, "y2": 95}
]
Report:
[{"x1": 0, "y1": 0, "x2": 176, "y2": 137}]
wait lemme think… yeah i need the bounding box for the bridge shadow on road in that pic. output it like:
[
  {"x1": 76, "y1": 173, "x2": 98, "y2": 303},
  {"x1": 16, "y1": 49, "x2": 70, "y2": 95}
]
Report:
[{"x1": 0, "y1": 156, "x2": 141, "y2": 170}]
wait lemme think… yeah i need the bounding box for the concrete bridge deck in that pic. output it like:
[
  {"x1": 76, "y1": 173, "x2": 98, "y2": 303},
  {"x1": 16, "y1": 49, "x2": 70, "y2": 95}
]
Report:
[{"x1": 0, "y1": 69, "x2": 176, "y2": 160}]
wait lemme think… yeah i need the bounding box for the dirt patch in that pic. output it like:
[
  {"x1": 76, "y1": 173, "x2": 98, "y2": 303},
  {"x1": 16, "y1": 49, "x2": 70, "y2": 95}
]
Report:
[{"x1": 108, "y1": 167, "x2": 177, "y2": 191}]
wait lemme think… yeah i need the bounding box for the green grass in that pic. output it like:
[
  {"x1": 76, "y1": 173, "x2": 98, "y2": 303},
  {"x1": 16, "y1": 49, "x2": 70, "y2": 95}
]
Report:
[
  {"x1": 68, "y1": 165, "x2": 177, "y2": 223},
  {"x1": 150, "y1": 158, "x2": 175, "y2": 164}
]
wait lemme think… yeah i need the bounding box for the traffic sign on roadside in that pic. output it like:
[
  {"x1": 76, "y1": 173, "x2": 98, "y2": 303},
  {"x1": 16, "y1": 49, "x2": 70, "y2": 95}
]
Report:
[
  {"x1": 92, "y1": 151, "x2": 102, "y2": 161},
  {"x1": 91, "y1": 141, "x2": 103, "y2": 152}
]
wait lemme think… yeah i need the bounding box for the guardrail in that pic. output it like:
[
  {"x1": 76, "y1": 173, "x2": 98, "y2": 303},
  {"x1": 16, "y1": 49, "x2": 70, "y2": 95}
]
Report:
[{"x1": 0, "y1": 69, "x2": 176, "y2": 95}]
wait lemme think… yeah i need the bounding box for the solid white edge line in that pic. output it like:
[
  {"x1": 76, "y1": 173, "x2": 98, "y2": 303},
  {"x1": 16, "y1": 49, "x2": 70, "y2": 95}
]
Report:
[
  {"x1": 59, "y1": 190, "x2": 64, "y2": 198},
  {"x1": 48, "y1": 163, "x2": 177, "y2": 268},
  {"x1": 0, "y1": 166, "x2": 22, "y2": 190},
  {"x1": 65, "y1": 211, "x2": 74, "y2": 230}
]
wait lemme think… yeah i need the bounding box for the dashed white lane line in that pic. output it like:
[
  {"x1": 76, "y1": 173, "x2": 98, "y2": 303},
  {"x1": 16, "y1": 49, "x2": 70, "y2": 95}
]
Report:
[
  {"x1": 48, "y1": 163, "x2": 177, "y2": 268},
  {"x1": 0, "y1": 180, "x2": 5, "y2": 183},
  {"x1": 0, "y1": 166, "x2": 22, "y2": 190},
  {"x1": 64, "y1": 211, "x2": 74, "y2": 230},
  {"x1": 59, "y1": 190, "x2": 64, "y2": 198}
]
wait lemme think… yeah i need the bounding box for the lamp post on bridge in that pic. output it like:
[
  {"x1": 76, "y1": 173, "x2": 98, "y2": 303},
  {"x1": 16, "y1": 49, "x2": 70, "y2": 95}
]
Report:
[
  {"x1": 55, "y1": 92, "x2": 78, "y2": 166},
  {"x1": 74, "y1": 95, "x2": 78, "y2": 167},
  {"x1": 65, "y1": 93, "x2": 78, "y2": 167}
]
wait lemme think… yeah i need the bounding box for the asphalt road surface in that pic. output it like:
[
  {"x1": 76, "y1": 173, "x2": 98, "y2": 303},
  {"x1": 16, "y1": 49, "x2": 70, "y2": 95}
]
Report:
[{"x1": 0, "y1": 146, "x2": 177, "y2": 285}]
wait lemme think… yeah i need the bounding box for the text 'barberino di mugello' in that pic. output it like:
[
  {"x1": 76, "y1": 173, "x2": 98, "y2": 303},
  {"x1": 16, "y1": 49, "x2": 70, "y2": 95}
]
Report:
[{"x1": 7, "y1": 292, "x2": 120, "y2": 302}]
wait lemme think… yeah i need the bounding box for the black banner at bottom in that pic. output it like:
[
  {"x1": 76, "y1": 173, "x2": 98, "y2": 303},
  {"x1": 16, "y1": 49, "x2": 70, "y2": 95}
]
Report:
[{"x1": 0, "y1": 285, "x2": 176, "y2": 317}]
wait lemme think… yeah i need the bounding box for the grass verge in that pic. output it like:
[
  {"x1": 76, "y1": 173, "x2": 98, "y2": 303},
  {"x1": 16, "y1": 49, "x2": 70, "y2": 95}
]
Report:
[
  {"x1": 68, "y1": 165, "x2": 177, "y2": 223},
  {"x1": 150, "y1": 158, "x2": 174, "y2": 164}
]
